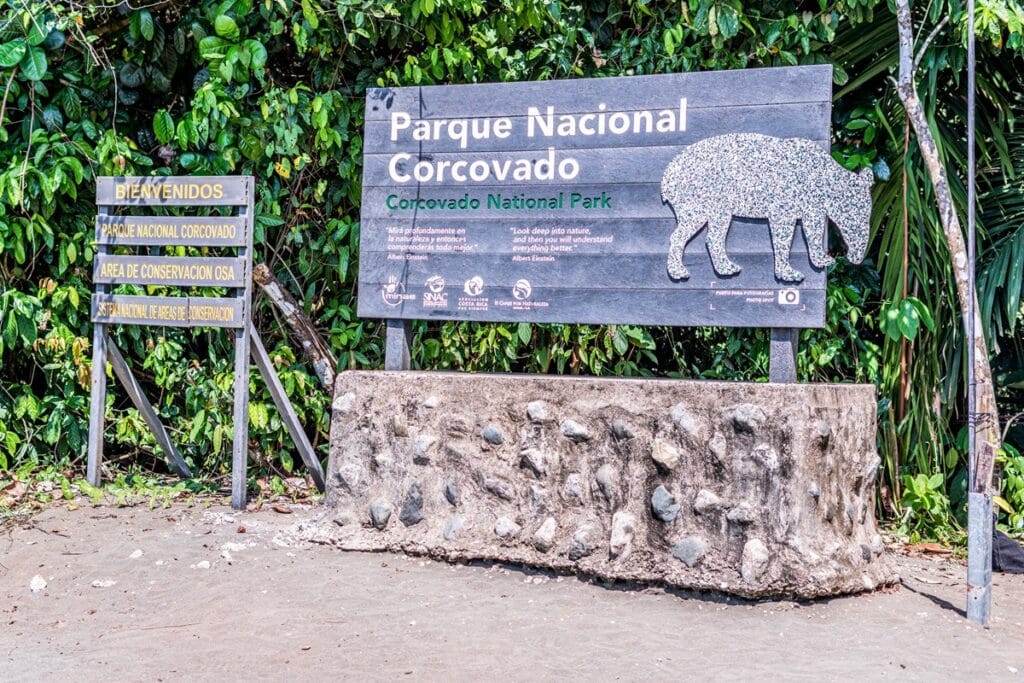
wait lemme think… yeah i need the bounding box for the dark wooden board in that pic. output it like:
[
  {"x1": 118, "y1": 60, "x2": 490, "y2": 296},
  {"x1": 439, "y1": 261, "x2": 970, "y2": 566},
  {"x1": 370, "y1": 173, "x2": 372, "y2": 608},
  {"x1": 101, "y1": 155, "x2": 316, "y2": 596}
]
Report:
[
  {"x1": 361, "y1": 140, "x2": 828, "y2": 188},
  {"x1": 91, "y1": 294, "x2": 245, "y2": 328},
  {"x1": 358, "y1": 216, "x2": 829, "y2": 258},
  {"x1": 95, "y1": 215, "x2": 247, "y2": 247},
  {"x1": 93, "y1": 254, "x2": 246, "y2": 287},
  {"x1": 364, "y1": 65, "x2": 833, "y2": 120},
  {"x1": 364, "y1": 102, "x2": 828, "y2": 155},
  {"x1": 358, "y1": 283, "x2": 824, "y2": 328},
  {"x1": 96, "y1": 176, "x2": 249, "y2": 207}
]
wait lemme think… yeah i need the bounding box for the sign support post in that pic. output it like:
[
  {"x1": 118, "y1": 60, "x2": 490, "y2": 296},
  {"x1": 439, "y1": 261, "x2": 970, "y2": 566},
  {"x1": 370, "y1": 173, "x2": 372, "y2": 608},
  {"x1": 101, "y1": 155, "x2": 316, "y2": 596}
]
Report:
[{"x1": 87, "y1": 176, "x2": 325, "y2": 510}]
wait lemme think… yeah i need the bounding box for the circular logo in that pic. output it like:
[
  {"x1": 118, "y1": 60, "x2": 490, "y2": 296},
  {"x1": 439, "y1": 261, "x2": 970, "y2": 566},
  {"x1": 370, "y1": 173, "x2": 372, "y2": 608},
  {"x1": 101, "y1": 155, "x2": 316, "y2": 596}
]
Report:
[
  {"x1": 381, "y1": 277, "x2": 405, "y2": 306},
  {"x1": 512, "y1": 279, "x2": 532, "y2": 300},
  {"x1": 463, "y1": 276, "x2": 484, "y2": 296},
  {"x1": 425, "y1": 275, "x2": 445, "y2": 293}
]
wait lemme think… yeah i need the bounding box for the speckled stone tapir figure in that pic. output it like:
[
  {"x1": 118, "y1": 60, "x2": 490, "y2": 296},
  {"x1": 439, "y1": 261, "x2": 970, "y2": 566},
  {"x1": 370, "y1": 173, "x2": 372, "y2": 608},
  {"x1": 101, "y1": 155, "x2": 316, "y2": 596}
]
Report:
[{"x1": 661, "y1": 133, "x2": 873, "y2": 283}]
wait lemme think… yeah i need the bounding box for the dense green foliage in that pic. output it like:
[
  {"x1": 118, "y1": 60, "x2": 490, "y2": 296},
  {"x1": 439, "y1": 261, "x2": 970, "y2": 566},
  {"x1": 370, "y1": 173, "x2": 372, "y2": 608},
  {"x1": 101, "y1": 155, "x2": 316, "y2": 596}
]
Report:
[{"x1": 0, "y1": 0, "x2": 1021, "y2": 539}]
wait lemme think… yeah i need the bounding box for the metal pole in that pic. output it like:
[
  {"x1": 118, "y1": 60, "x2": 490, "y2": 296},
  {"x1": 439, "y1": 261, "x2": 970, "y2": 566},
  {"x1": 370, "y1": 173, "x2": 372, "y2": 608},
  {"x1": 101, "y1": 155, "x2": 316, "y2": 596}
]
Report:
[{"x1": 965, "y1": 0, "x2": 992, "y2": 627}]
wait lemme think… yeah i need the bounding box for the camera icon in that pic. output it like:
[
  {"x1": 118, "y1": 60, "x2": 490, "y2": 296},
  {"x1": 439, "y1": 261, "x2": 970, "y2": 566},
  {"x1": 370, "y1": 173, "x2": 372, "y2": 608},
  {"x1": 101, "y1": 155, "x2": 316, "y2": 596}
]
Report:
[{"x1": 778, "y1": 288, "x2": 800, "y2": 306}]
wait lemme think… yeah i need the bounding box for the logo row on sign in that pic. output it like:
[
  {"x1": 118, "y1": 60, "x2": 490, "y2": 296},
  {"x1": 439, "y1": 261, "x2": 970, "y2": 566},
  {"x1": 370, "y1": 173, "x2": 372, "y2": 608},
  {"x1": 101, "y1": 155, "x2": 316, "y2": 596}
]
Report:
[{"x1": 382, "y1": 275, "x2": 533, "y2": 307}]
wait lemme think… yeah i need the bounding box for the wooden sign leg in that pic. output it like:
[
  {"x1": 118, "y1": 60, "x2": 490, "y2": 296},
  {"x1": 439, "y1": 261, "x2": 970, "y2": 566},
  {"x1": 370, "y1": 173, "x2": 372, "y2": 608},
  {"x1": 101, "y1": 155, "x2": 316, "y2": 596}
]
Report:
[
  {"x1": 249, "y1": 326, "x2": 326, "y2": 492},
  {"x1": 86, "y1": 323, "x2": 109, "y2": 486},
  {"x1": 232, "y1": 183, "x2": 254, "y2": 511},
  {"x1": 106, "y1": 341, "x2": 192, "y2": 478},
  {"x1": 385, "y1": 319, "x2": 412, "y2": 371},
  {"x1": 769, "y1": 328, "x2": 799, "y2": 383}
]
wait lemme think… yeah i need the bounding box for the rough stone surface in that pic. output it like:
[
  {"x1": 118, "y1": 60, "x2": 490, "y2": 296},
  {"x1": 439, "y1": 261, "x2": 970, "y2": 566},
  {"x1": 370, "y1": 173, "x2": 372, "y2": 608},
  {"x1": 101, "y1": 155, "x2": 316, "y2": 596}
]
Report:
[
  {"x1": 494, "y1": 517, "x2": 521, "y2": 539},
  {"x1": 326, "y1": 371, "x2": 897, "y2": 599},
  {"x1": 533, "y1": 517, "x2": 557, "y2": 552},
  {"x1": 481, "y1": 425, "x2": 505, "y2": 445},
  {"x1": 369, "y1": 499, "x2": 391, "y2": 530},
  {"x1": 741, "y1": 539, "x2": 771, "y2": 585},
  {"x1": 651, "y1": 485, "x2": 681, "y2": 522},
  {"x1": 671, "y1": 537, "x2": 707, "y2": 567},
  {"x1": 651, "y1": 439, "x2": 681, "y2": 471},
  {"x1": 399, "y1": 484, "x2": 424, "y2": 526},
  {"x1": 560, "y1": 420, "x2": 590, "y2": 443},
  {"x1": 568, "y1": 526, "x2": 594, "y2": 561},
  {"x1": 609, "y1": 511, "x2": 637, "y2": 560},
  {"x1": 526, "y1": 400, "x2": 551, "y2": 424},
  {"x1": 610, "y1": 420, "x2": 636, "y2": 440}
]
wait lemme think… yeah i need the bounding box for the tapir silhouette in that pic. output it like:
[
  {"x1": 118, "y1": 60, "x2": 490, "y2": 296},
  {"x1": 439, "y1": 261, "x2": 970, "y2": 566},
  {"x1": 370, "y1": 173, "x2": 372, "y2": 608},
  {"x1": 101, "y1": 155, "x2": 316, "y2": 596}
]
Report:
[{"x1": 660, "y1": 133, "x2": 873, "y2": 283}]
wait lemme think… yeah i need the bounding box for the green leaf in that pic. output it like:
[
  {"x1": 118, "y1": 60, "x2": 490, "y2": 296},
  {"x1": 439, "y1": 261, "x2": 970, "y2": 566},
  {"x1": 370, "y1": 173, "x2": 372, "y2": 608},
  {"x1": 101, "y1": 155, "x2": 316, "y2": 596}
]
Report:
[
  {"x1": 19, "y1": 46, "x2": 47, "y2": 81},
  {"x1": 0, "y1": 39, "x2": 27, "y2": 68},
  {"x1": 517, "y1": 322, "x2": 531, "y2": 344},
  {"x1": 214, "y1": 15, "x2": 240, "y2": 41},
  {"x1": 138, "y1": 10, "x2": 155, "y2": 41},
  {"x1": 153, "y1": 109, "x2": 174, "y2": 144},
  {"x1": 245, "y1": 39, "x2": 268, "y2": 69}
]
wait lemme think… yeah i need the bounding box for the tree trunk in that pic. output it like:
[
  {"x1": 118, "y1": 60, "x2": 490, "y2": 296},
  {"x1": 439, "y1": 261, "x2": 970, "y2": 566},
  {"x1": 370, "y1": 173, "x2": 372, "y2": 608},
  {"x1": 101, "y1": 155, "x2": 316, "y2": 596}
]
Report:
[
  {"x1": 893, "y1": 0, "x2": 1001, "y2": 493},
  {"x1": 252, "y1": 263, "x2": 337, "y2": 393}
]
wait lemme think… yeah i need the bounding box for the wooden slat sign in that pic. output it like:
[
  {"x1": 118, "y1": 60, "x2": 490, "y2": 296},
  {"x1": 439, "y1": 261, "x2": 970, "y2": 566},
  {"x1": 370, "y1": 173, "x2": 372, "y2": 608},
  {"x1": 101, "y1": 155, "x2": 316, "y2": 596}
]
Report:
[
  {"x1": 96, "y1": 215, "x2": 246, "y2": 247},
  {"x1": 91, "y1": 294, "x2": 244, "y2": 328},
  {"x1": 96, "y1": 176, "x2": 249, "y2": 207},
  {"x1": 93, "y1": 254, "x2": 246, "y2": 288},
  {"x1": 357, "y1": 64, "x2": 835, "y2": 328}
]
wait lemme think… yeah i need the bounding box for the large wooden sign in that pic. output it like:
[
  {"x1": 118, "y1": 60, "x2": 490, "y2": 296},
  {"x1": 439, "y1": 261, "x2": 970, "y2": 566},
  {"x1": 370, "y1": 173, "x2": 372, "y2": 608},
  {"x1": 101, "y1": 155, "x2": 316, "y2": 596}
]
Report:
[
  {"x1": 87, "y1": 176, "x2": 325, "y2": 510},
  {"x1": 358, "y1": 65, "x2": 841, "y2": 331}
]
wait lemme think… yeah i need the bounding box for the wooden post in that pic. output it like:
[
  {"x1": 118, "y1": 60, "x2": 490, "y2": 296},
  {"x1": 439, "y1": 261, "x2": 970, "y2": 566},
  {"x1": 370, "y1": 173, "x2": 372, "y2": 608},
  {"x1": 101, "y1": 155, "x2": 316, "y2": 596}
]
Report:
[
  {"x1": 385, "y1": 319, "x2": 412, "y2": 371},
  {"x1": 231, "y1": 178, "x2": 255, "y2": 510},
  {"x1": 250, "y1": 326, "x2": 326, "y2": 492},
  {"x1": 86, "y1": 206, "x2": 112, "y2": 486},
  {"x1": 769, "y1": 328, "x2": 798, "y2": 383}
]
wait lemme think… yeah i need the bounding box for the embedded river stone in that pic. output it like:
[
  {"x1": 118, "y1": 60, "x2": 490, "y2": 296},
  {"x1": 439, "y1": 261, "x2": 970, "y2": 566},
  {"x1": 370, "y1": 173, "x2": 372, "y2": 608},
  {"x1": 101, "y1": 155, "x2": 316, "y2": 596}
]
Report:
[{"x1": 325, "y1": 371, "x2": 897, "y2": 599}]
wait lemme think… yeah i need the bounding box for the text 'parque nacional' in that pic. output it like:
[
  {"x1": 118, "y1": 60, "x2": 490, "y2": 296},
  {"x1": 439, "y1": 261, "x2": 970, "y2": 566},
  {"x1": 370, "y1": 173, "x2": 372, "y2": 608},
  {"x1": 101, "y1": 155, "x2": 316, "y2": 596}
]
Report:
[{"x1": 387, "y1": 99, "x2": 687, "y2": 184}]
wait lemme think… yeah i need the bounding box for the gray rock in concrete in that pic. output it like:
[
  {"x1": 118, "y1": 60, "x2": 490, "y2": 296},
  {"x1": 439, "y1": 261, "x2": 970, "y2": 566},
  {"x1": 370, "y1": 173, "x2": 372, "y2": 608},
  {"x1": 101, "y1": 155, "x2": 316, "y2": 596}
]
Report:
[
  {"x1": 860, "y1": 543, "x2": 872, "y2": 561},
  {"x1": 392, "y1": 415, "x2": 409, "y2": 437},
  {"x1": 399, "y1": 484, "x2": 424, "y2": 526},
  {"x1": 444, "y1": 481, "x2": 460, "y2": 507},
  {"x1": 562, "y1": 473, "x2": 585, "y2": 505},
  {"x1": 651, "y1": 438, "x2": 681, "y2": 472},
  {"x1": 560, "y1": 419, "x2": 591, "y2": 443},
  {"x1": 708, "y1": 431, "x2": 728, "y2": 462},
  {"x1": 568, "y1": 526, "x2": 594, "y2": 561},
  {"x1": 333, "y1": 511, "x2": 357, "y2": 527},
  {"x1": 482, "y1": 424, "x2": 505, "y2": 445},
  {"x1": 671, "y1": 536, "x2": 707, "y2": 567},
  {"x1": 494, "y1": 516, "x2": 521, "y2": 539},
  {"x1": 729, "y1": 404, "x2": 767, "y2": 434},
  {"x1": 335, "y1": 462, "x2": 363, "y2": 493},
  {"x1": 369, "y1": 499, "x2": 392, "y2": 530},
  {"x1": 595, "y1": 464, "x2": 616, "y2": 504},
  {"x1": 422, "y1": 395, "x2": 439, "y2": 409},
  {"x1": 610, "y1": 420, "x2": 636, "y2": 440},
  {"x1": 483, "y1": 477, "x2": 516, "y2": 501},
  {"x1": 533, "y1": 517, "x2": 557, "y2": 552},
  {"x1": 609, "y1": 511, "x2": 637, "y2": 560},
  {"x1": 520, "y1": 448, "x2": 548, "y2": 478},
  {"x1": 750, "y1": 443, "x2": 779, "y2": 470},
  {"x1": 808, "y1": 484, "x2": 821, "y2": 499},
  {"x1": 815, "y1": 419, "x2": 831, "y2": 445},
  {"x1": 726, "y1": 503, "x2": 756, "y2": 524},
  {"x1": 371, "y1": 451, "x2": 393, "y2": 472},
  {"x1": 526, "y1": 400, "x2": 551, "y2": 424},
  {"x1": 332, "y1": 391, "x2": 356, "y2": 413},
  {"x1": 671, "y1": 403, "x2": 699, "y2": 436},
  {"x1": 741, "y1": 539, "x2": 770, "y2": 584},
  {"x1": 444, "y1": 516, "x2": 464, "y2": 541},
  {"x1": 693, "y1": 489, "x2": 725, "y2": 514},
  {"x1": 651, "y1": 485, "x2": 680, "y2": 522},
  {"x1": 445, "y1": 442, "x2": 470, "y2": 462},
  {"x1": 412, "y1": 434, "x2": 436, "y2": 464},
  {"x1": 529, "y1": 484, "x2": 548, "y2": 514}
]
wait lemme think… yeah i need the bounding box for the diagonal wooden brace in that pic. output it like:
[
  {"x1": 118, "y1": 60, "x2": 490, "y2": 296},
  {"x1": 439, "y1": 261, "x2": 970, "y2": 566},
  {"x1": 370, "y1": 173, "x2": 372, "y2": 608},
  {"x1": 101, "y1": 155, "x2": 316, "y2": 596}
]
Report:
[{"x1": 106, "y1": 341, "x2": 193, "y2": 479}]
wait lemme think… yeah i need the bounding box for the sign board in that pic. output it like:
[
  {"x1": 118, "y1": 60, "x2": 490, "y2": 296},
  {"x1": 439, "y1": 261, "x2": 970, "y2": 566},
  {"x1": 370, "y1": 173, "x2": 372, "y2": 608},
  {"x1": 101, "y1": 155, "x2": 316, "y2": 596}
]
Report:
[
  {"x1": 357, "y1": 65, "x2": 838, "y2": 330},
  {"x1": 87, "y1": 176, "x2": 325, "y2": 511}
]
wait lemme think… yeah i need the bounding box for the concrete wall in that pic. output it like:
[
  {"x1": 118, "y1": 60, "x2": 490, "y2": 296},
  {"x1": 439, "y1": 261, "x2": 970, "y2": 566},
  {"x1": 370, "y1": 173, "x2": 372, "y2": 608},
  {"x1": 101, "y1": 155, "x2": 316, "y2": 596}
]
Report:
[{"x1": 325, "y1": 371, "x2": 897, "y2": 598}]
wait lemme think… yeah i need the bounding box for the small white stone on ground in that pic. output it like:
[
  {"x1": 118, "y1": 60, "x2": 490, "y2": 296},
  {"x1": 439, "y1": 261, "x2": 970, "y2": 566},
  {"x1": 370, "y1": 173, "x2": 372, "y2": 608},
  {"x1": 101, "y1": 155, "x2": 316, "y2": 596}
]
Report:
[
  {"x1": 30, "y1": 575, "x2": 47, "y2": 592},
  {"x1": 91, "y1": 579, "x2": 116, "y2": 588},
  {"x1": 129, "y1": 549, "x2": 144, "y2": 559}
]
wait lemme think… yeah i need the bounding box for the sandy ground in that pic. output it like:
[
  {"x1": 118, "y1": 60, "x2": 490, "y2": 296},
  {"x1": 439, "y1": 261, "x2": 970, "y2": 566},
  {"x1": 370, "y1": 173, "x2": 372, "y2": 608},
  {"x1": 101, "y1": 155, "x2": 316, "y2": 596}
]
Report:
[{"x1": 1, "y1": 504, "x2": 1022, "y2": 682}]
